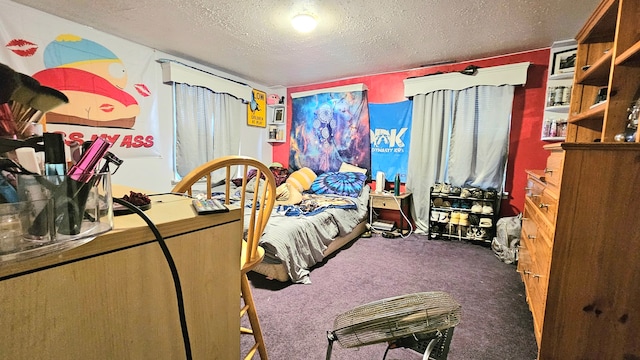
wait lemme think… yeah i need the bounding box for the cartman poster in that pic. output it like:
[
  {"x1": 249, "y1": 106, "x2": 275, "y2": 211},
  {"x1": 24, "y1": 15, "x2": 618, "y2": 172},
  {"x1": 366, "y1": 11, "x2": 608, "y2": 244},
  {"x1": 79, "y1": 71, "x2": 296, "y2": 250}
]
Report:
[{"x1": 0, "y1": 0, "x2": 159, "y2": 158}]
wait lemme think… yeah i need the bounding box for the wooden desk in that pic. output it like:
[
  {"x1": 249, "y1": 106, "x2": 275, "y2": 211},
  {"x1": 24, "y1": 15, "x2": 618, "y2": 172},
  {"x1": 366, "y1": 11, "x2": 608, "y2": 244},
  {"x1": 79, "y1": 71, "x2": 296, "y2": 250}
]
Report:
[
  {"x1": 369, "y1": 192, "x2": 413, "y2": 232},
  {"x1": 0, "y1": 191, "x2": 242, "y2": 359}
]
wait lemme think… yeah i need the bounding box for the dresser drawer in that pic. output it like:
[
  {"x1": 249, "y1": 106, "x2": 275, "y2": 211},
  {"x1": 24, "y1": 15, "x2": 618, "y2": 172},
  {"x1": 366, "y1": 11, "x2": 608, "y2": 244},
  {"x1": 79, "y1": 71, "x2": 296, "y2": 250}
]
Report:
[
  {"x1": 525, "y1": 175, "x2": 545, "y2": 207},
  {"x1": 544, "y1": 147, "x2": 564, "y2": 189},
  {"x1": 371, "y1": 196, "x2": 400, "y2": 210},
  {"x1": 537, "y1": 189, "x2": 559, "y2": 226}
]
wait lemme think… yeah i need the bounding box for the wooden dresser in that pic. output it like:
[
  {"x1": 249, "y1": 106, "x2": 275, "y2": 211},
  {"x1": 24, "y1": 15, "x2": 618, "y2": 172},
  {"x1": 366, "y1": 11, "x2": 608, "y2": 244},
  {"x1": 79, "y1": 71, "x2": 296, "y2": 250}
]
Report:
[
  {"x1": 0, "y1": 191, "x2": 242, "y2": 359},
  {"x1": 519, "y1": 143, "x2": 563, "y2": 344},
  {"x1": 520, "y1": 143, "x2": 640, "y2": 359}
]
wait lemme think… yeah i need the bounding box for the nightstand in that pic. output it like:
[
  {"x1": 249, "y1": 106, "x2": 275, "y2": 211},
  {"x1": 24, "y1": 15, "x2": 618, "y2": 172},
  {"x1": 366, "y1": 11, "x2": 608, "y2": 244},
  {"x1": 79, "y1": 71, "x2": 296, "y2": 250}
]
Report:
[{"x1": 369, "y1": 192, "x2": 412, "y2": 232}]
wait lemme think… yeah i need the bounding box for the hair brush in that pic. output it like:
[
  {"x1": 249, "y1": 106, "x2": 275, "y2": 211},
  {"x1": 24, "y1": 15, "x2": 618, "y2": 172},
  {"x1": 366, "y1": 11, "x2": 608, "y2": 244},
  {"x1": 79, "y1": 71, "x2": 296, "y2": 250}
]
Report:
[{"x1": 0, "y1": 63, "x2": 20, "y2": 104}]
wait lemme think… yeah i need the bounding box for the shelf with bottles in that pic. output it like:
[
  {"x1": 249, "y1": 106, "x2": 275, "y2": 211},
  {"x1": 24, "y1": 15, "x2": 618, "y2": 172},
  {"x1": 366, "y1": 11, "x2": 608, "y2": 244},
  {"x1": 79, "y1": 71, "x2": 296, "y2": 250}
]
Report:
[
  {"x1": 428, "y1": 184, "x2": 500, "y2": 243},
  {"x1": 542, "y1": 40, "x2": 577, "y2": 142},
  {"x1": 267, "y1": 104, "x2": 286, "y2": 144}
]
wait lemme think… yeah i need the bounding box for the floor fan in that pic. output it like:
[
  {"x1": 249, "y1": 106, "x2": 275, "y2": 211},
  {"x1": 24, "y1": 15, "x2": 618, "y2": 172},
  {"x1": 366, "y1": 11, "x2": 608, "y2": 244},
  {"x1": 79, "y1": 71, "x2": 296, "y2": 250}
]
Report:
[{"x1": 326, "y1": 291, "x2": 461, "y2": 360}]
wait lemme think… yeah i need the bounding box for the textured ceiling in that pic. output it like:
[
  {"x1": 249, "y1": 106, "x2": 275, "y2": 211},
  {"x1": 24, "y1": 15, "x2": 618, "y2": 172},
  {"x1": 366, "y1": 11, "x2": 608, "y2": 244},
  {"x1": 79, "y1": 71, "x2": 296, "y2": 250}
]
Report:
[{"x1": 11, "y1": 0, "x2": 600, "y2": 88}]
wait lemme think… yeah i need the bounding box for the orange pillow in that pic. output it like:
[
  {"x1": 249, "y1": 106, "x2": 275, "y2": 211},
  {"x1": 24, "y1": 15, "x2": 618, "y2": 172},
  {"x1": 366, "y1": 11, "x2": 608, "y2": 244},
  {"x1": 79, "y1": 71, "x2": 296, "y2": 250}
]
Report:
[{"x1": 287, "y1": 167, "x2": 317, "y2": 192}]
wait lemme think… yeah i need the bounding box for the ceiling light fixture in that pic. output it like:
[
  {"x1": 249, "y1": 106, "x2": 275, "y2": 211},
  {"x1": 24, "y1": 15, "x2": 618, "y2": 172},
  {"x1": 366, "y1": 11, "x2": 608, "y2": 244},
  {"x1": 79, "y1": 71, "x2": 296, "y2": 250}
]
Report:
[{"x1": 291, "y1": 13, "x2": 317, "y2": 33}]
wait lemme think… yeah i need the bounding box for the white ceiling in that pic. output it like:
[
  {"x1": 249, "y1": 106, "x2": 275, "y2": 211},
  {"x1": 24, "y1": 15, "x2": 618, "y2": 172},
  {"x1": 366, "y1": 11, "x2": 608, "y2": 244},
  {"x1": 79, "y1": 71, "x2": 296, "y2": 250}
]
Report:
[{"x1": 12, "y1": 0, "x2": 600, "y2": 88}]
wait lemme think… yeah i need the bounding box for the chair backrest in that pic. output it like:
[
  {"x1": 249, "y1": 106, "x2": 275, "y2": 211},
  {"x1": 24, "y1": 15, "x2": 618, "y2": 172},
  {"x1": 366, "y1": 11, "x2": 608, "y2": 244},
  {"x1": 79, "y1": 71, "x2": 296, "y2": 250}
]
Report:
[{"x1": 172, "y1": 155, "x2": 277, "y2": 266}]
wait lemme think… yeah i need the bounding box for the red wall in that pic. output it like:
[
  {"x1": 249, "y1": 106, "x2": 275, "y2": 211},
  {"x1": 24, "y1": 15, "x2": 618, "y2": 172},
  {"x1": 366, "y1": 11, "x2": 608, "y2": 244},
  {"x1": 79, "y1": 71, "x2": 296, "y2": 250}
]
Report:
[{"x1": 273, "y1": 49, "x2": 553, "y2": 216}]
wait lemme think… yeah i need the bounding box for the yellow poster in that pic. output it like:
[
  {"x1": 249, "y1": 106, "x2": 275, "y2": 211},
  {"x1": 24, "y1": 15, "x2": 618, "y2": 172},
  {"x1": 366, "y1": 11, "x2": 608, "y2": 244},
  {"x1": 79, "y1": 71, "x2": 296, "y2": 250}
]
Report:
[{"x1": 247, "y1": 89, "x2": 266, "y2": 127}]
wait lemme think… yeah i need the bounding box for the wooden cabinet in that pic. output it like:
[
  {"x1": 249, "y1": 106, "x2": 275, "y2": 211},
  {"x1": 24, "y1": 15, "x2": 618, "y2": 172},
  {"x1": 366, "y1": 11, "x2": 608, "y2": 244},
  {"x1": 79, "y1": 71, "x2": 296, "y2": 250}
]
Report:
[
  {"x1": 520, "y1": 2, "x2": 640, "y2": 358},
  {"x1": 0, "y1": 193, "x2": 242, "y2": 359},
  {"x1": 519, "y1": 144, "x2": 562, "y2": 345},
  {"x1": 521, "y1": 143, "x2": 640, "y2": 359},
  {"x1": 567, "y1": 0, "x2": 640, "y2": 143},
  {"x1": 539, "y1": 142, "x2": 640, "y2": 359}
]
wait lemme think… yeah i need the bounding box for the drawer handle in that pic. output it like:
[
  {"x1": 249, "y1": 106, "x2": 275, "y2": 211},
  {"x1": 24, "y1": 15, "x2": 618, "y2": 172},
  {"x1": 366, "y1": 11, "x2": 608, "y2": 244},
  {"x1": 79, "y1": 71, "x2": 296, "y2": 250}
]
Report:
[
  {"x1": 527, "y1": 235, "x2": 536, "y2": 240},
  {"x1": 524, "y1": 187, "x2": 532, "y2": 191},
  {"x1": 544, "y1": 168, "x2": 553, "y2": 174},
  {"x1": 532, "y1": 274, "x2": 542, "y2": 279},
  {"x1": 539, "y1": 203, "x2": 549, "y2": 209},
  {"x1": 530, "y1": 194, "x2": 540, "y2": 198}
]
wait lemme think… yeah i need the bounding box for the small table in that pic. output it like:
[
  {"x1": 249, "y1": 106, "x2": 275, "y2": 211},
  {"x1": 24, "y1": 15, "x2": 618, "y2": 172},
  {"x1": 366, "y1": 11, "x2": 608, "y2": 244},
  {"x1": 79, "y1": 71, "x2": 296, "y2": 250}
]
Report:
[{"x1": 369, "y1": 191, "x2": 413, "y2": 233}]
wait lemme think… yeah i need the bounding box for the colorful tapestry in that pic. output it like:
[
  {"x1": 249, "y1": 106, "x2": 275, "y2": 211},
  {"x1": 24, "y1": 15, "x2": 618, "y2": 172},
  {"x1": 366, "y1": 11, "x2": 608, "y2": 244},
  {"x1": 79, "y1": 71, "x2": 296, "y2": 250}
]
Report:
[
  {"x1": 0, "y1": 0, "x2": 160, "y2": 158},
  {"x1": 369, "y1": 100, "x2": 413, "y2": 182},
  {"x1": 289, "y1": 90, "x2": 370, "y2": 174}
]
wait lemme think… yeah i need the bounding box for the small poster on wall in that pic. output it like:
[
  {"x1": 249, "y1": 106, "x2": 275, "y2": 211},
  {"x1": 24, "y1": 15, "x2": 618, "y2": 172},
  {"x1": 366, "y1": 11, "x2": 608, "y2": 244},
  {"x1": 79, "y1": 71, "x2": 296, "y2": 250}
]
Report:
[{"x1": 247, "y1": 89, "x2": 267, "y2": 127}]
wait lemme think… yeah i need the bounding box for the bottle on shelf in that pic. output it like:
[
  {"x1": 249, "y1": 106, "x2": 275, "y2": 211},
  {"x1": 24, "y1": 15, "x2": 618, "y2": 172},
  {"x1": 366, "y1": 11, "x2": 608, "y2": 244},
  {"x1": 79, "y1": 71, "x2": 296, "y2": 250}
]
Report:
[{"x1": 394, "y1": 173, "x2": 400, "y2": 196}]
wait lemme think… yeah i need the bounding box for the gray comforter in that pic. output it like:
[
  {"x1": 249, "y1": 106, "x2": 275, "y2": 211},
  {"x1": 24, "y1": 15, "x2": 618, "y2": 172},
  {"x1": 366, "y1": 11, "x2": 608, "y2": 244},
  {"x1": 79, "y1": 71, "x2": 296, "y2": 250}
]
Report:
[{"x1": 259, "y1": 185, "x2": 370, "y2": 284}]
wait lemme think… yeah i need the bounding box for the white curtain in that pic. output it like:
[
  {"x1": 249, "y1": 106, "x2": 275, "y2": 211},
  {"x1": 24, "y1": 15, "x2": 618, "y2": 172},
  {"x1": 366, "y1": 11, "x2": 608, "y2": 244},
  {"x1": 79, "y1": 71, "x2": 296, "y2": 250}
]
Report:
[
  {"x1": 406, "y1": 90, "x2": 453, "y2": 232},
  {"x1": 407, "y1": 85, "x2": 515, "y2": 232},
  {"x1": 174, "y1": 82, "x2": 243, "y2": 180},
  {"x1": 448, "y1": 85, "x2": 514, "y2": 189}
]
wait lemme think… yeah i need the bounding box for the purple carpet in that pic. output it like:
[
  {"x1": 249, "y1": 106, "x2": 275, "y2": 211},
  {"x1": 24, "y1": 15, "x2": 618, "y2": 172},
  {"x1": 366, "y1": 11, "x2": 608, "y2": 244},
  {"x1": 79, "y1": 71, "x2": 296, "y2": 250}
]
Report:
[{"x1": 242, "y1": 233, "x2": 538, "y2": 359}]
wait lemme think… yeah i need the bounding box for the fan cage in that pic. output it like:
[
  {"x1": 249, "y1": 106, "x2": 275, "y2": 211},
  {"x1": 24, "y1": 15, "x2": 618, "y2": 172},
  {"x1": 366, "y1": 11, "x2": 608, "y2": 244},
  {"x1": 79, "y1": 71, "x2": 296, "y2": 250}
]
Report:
[{"x1": 332, "y1": 291, "x2": 461, "y2": 349}]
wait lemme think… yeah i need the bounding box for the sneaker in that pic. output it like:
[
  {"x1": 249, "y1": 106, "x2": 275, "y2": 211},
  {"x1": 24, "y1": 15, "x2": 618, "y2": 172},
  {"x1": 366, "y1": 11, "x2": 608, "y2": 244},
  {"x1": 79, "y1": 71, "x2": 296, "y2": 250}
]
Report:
[
  {"x1": 450, "y1": 212, "x2": 460, "y2": 225},
  {"x1": 482, "y1": 204, "x2": 494, "y2": 215},
  {"x1": 430, "y1": 211, "x2": 440, "y2": 222},
  {"x1": 432, "y1": 198, "x2": 444, "y2": 207},
  {"x1": 440, "y1": 184, "x2": 451, "y2": 194},
  {"x1": 479, "y1": 218, "x2": 493, "y2": 228},
  {"x1": 460, "y1": 188, "x2": 472, "y2": 198},
  {"x1": 484, "y1": 189, "x2": 497, "y2": 199},
  {"x1": 438, "y1": 212, "x2": 449, "y2": 223},
  {"x1": 432, "y1": 183, "x2": 443, "y2": 193},
  {"x1": 442, "y1": 200, "x2": 452, "y2": 208},
  {"x1": 450, "y1": 186, "x2": 461, "y2": 195},
  {"x1": 458, "y1": 213, "x2": 470, "y2": 226},
  {"x1": 470, "y1": 188, "x2": 484, "y2": 199},
  {"x1": 446, "y1": 222, "x2": 456, "y2": 233},
  {"x1": 476, "y1": 228, "x2": 489, "y2": 240},
  {"x1": 471, "y1": 202, "x2": 483, "y2": 213}
]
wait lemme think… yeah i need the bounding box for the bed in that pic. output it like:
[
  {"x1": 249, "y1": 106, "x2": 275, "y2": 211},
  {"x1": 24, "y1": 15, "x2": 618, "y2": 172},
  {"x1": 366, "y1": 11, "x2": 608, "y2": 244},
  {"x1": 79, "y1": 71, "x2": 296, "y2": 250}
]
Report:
[
  {"x1": 174, "y1": 158, "x2": 370, "y2": 284},
  {"x1": 252, "y1": 185, "x2": 370, "y2": 284}
]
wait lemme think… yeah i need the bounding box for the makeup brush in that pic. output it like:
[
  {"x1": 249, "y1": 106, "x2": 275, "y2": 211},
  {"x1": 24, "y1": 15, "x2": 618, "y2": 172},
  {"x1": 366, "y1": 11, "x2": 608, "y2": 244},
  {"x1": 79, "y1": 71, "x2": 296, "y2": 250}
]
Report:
[
  {"x1": 17, "y1": 86, "x2": 69, "y2": 136},
  {"x1": 0, "y1": 63, "x2": 20, "y2": 104},
  {"x1": 10, "y1": 73, "x2": 40, "y2": 121}
]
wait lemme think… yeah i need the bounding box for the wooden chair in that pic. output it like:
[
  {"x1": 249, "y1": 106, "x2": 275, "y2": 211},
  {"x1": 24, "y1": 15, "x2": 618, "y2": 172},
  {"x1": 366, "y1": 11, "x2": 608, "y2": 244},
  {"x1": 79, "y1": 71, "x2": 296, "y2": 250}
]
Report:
[{"x1": 172, "y1": 155, "x2": 275, "y2": 360}]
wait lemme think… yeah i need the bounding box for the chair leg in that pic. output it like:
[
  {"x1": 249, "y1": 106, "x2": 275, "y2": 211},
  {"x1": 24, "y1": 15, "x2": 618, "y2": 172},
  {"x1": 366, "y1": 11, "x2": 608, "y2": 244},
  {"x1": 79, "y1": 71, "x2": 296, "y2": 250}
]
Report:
[{"x1": 241, "y1": 273, "x2": 268, "y2": 360}]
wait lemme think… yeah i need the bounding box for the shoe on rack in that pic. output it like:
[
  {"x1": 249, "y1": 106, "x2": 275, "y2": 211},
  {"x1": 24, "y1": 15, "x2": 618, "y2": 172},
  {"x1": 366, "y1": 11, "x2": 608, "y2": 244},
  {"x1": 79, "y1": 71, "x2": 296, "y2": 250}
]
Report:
[
  {"x1": 440, "y1": 183, "x2": 451, "y2": 194},
  {"x1": 479, "y1": 218, "x2": 493, "y2": 228},
  {"x1": 438, "y1": 212, "x2": 449, "y2": 223},
  {"x1": 450, "y1": 212, "x2": 460, "y2": 225},
  {"x1": 433, "y1": 183, "x2": 443, "y2": 193},
  {"x1": 432, "y1": 197, "x2": 444, "y2": 207},
  {"x1": 459, "y1": 213, "x2": 470, "y2": 226},
  {"x1": 450, "y1": 186, "x2": 461, "y2": 195},
  {"x1": 484, "y1": 188, "x2": 497, "y2": 199},
  {"x1": 482, "y1": 204, "x2": 494, "y2": 215},
  {"x1": 430, "y1": 211, "x2": 441, "y2": 222},
  {"x1": 471, "y1": 202, "x2": 483, "y2": 213},
  {"x1": 460, "y1": 188, "x2": 472, "y2": 198},
  {"x1": 476, "y1": 228, "x2": 489, "y2": 241}
]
